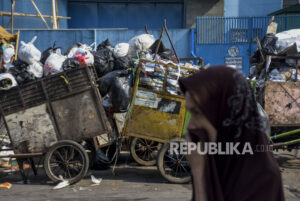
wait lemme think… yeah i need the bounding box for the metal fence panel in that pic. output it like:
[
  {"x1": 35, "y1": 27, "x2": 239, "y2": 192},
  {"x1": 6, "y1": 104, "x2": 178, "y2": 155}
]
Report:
[{"x1": 195, "y1": 15, "x2": 300, "y2": 75}]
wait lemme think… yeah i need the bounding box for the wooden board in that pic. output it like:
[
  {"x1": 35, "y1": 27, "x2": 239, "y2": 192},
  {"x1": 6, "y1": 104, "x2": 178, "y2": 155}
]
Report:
[{"x1": 265, "y1": 81, "x2": 300, "y2": 126}]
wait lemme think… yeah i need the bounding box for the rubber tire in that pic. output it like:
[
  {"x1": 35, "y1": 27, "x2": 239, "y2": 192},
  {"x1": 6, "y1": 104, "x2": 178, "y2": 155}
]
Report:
[
  {"x1": 44, "y1": 140, "x2": 89, "y2": 184},
  {"x1": 130, "y1": 137, "x2": 158, "y2": 166},
  {"x1": 157, "y1": 139, "x2": 191, "y2": 184}
]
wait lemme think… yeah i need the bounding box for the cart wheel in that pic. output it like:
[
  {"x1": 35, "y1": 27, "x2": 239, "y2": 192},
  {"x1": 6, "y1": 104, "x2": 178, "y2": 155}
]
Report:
[
  {"x1": 130, "y1": 137, "x2": 161, "y2": 166},
  {"x1": 44, "y1": 140, "x2": 89, "y2": 184},
  {"x1": 157, "y1": 139, "x2": 191, "y2": 184}
]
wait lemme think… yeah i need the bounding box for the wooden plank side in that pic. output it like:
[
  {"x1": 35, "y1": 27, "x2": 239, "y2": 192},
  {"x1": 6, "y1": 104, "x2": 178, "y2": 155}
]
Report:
[{"x1": 265, "y1": 82, "x2": 300, "y2": 126}]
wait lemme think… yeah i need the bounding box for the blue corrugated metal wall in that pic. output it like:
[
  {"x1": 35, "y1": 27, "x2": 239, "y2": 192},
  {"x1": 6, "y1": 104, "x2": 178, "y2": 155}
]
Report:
[
  {"x1": 68, "y1": 0, "x2": 185, "y2": 29},
  {"x1": 224, "y1": 0, "x2": 282, "y2": 17},
  {"x1": 18, "y1": 29, "x2": 191, "y2": 58},
  {"x1": 195, "y1": 15, "x2": 300, "y2": 75},
  {"x1": 0, "y1": 0, "x2": 68, "y2": 30}
]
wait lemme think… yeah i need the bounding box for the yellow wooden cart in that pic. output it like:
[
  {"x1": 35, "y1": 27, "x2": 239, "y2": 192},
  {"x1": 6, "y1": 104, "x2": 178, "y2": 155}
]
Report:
[{"x1": 121, "y1": 59, "x2": 200, "y2": 183}]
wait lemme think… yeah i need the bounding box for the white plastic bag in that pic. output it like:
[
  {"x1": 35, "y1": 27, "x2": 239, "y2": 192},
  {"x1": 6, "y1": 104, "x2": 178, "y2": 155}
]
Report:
[
  {"x1": 71, "y1": 48, "x2": 94, "y2": 65},
  {"x1": 44, "y1": 49, "x2": 66, "y2": 76},
  {"x1": 129, "y1": 34, "x2": 155, "y2": 53},
  {"x1": 0, "y1": 73, "x2": 17, "y2": 90},
  {"x1": 18, "y1": 36, "x2": 41, "y2": 65},
  {"x1": 275, "y1": 29, "x2": 300, "y2": 53},
  {"x1": 84, "y1": 49, "x2": 94, "y2": 65},
  {"x1": 67, "y1": 43, "x2": 93, "y2": 58},
  {"x1": 3, "y1": 44, "x2": 15, "y2": 64},
  {"x1": 113, "y1": 43, "x2": 129, "y2": 58},
  {"x1": 28, "y1": 62, "x2": 43, "y2": 78}
]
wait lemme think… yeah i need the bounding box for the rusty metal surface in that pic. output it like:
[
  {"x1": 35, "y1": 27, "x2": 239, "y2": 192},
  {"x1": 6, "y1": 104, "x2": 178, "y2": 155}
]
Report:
[
  {"x1": 265, "y1": 81, "x2": 300, "y2": 126},
  {"x1": 5, "y1": 104, "x2": 57, "y2": 153},
  {"x1": 51, "y1": 90, "x2": 110, "y2": 141}
]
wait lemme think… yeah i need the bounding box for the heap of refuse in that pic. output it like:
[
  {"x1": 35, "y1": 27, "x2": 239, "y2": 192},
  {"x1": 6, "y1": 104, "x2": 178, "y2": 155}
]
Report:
[
  {"x1": 0, "y1": 33, "x2": 201, "y2": 114},
  {"x1": 250, "y1": 29, "x2": 300, "y2": 84}
]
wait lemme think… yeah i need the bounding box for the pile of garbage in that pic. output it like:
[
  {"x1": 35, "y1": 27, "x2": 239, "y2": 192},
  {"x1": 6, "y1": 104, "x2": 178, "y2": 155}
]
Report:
[
  {"x1": 139, "y1": 61, "x2": 200, "y2": 96},
  {"x1": 250, "y1": 29, "x2": 300, "y2": 83},
  {"x1": 0, "y1": 33, "x2": 202, "y2": 114}
]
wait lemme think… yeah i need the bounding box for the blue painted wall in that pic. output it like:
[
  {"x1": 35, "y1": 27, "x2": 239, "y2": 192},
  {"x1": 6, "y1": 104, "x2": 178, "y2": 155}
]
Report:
[
  {"x1": 225, "y1": 0, "x2": 282, "y2": 17},
  {"x1": 0, "y1": 0, "x2": 68, "y2": 30},
  {"x1": 18, "y1": 29, "x2": 191, "y2": 58},
  {"x1": 67, "y1": 1, "x2": 184, "y2": 29}
]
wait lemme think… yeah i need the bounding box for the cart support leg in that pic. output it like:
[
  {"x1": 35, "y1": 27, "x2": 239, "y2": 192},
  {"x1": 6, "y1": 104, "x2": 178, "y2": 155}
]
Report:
[{"x1": 17, "y1": 159, "x2": 27, "y2": 184}]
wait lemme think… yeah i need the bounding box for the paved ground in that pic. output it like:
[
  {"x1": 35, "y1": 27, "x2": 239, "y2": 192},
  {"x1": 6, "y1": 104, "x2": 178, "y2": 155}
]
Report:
[{"x1": 0, "y1": 151, "x2": 299, "y2": 201}]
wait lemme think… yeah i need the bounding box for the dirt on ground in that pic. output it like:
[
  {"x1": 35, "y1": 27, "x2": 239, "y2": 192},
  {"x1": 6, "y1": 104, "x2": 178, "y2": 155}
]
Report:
[{"x1": 0, "y1": 151, "x2": 299, "y2": 201}]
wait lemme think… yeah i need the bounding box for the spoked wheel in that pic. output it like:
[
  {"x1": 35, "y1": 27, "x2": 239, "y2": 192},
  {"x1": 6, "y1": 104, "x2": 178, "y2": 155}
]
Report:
[
  {"x1": 44, "y1": 140, "x2": 89, "y2": 184},
  {"x1": 157, "y1": 139, "x2": 191, "y2": 184},
  {"x1": 130, "y1": 137, "x2": 161, "y2": 166}
]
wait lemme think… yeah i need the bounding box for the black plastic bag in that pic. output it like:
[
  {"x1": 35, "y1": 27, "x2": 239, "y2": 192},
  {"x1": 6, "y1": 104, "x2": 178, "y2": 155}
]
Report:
[
  {"x1": 114, "y1": 56, "x2": 133, "y2": 70},
  {"x1": 150, "y1": 40, "x2": 173, "y2": 60},
  {"x1": 40, "y1": 42, "x2": 61, "y2": 64},
  {"x1": 96, "y1": 39, "x2": 113, "y2": 52},
  {"x1": 261, "y1": 34, "x2": 278, "y2": 55},
  {"x1": 93, "y1": 49, "x2": 115, "y2": 77},
  {"x1": 62, "y1": 58, "x2": 81, "y2": 71},
  {"x1": 111, "y1": 73, "x2": 133, "y2": 113},
  {"x1": 64, "y1": 43, "x2": 81, "y2": 56},
  {"x1": 98, "y1": 70, "x2": 128, "y2": 97},
  {"x1": 10, "y1": 60, "x2": 35, "y2": 84}
]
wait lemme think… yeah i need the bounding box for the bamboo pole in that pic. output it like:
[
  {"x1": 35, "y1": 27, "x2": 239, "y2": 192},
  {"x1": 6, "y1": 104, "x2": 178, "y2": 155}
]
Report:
[
  {"x1": 11, "y1": 0, "x2": 15, "y2": 34},
  {"x1": 0, "y1": 11, "x2": 70, "y2": 20},
  {"x1": 52, "y1": 0, "x2": 57, "y2": 29},
  {"x1": 30, "y1": 0, "x2": 50, "y2": 29},
  {"x1": 55, "y1": 0, "x2": 60, "y2": 29}
]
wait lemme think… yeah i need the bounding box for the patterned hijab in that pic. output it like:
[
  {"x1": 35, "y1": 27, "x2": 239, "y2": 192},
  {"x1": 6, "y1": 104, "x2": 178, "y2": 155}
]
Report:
[{"x1": 179, "y1": 66, "x2": 284, "y2": 201}]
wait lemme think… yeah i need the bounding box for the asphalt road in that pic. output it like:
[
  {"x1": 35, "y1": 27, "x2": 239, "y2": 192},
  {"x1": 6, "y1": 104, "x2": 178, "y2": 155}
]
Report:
[{"x1": 0, "y1": 151, "x2": 299, "y2": 201}]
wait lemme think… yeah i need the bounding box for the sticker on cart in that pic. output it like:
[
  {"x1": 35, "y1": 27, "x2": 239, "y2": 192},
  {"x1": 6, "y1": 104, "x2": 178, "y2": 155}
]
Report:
[
  {"x1": 136, "y1": 90, "x2": 157, "y2": 99},
  {"x1": 135, "y1": 97, "x2": 160, "y2": 108}
]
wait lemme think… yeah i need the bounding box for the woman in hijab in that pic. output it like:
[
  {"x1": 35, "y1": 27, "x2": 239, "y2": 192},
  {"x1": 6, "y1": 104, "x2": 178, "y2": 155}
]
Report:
[{"x1": 179, "y1": 66, "x2": 284, "y2": 201}]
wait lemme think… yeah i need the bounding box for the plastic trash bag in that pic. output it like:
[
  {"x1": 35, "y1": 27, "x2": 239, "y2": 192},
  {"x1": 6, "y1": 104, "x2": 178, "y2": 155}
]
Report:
[
  {"x1": 66, "y1": 43, "x2": 93, "y2": 59},
  {"x1": 40, "y1": 42, "x2": 61, "y2": 64},
  {"x1": 2, "y1": 43, "x2": 15, "y2": 64},
  {"x1": 28, "y1": 61, "x2": 43, "y2": 78},
  {"x1": 276, "y1": 29, "x2": 300, "y2": 53},
  {"x1": 93, "y1": 49, "x2": 115, "y2": 77},
  {"x1": 129, "y1": 34, "x2": 155, "y2": 52},
  {"x1": 98, "y1": 70, "x2": 128, "y2": 97},
  {"x1": 256, "y1": 103, "x2": 271, "y2": 137},
  {"x1": 149, "y1": 40, "x2": 172, "y2": 60},
  {"x1": 111, "y1": 72, "x2": 133, "y2": 113},
  {"x1": 128, "y1": 34, "x2": 155, "y2": 58},
  {"x1": 10, "y1": 60, "x2": 35, "y2": 84},
  {"x1": 261, "y1": 34, "x2": 278, "y2": 55},
  {"x1": 113, "y1": 43, "x2": 129, "y2": 58},
  {"x1": 96, "y1": 39, "x2": 113, "y2": 52},
  {"x1": 65, "y1": 43, "x2": 81, "y2": 56},
  {"x1": 44, "y1": 49, "x2": 66, "y2": 76},
  {"x1": 0, "y1": 73, "x2": 17, "y2": 90},
  {"x1": 114, "y1": 56, "x2": 133, "y2": 70},
  {"x1": 18, "y1": 36, "x2": 41, "y2": 65},
  {"x1": 73, "y1": 48, "x2": 94, "y2": 66},
  {"x1": 62, "y1": 58, "x2": 81, "y2": 71},
  {"x1": 269, "y1": 69, "x2": 286, "y2": 82}
]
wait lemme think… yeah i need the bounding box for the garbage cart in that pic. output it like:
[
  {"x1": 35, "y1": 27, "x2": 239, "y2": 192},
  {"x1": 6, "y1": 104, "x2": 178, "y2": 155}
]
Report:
[
  {"x1": 122, "y1": 59, "x2": 200, "y2": 183},
  {"x1": 0, "y1": 66, "x2": 115, "y2": 184}
]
